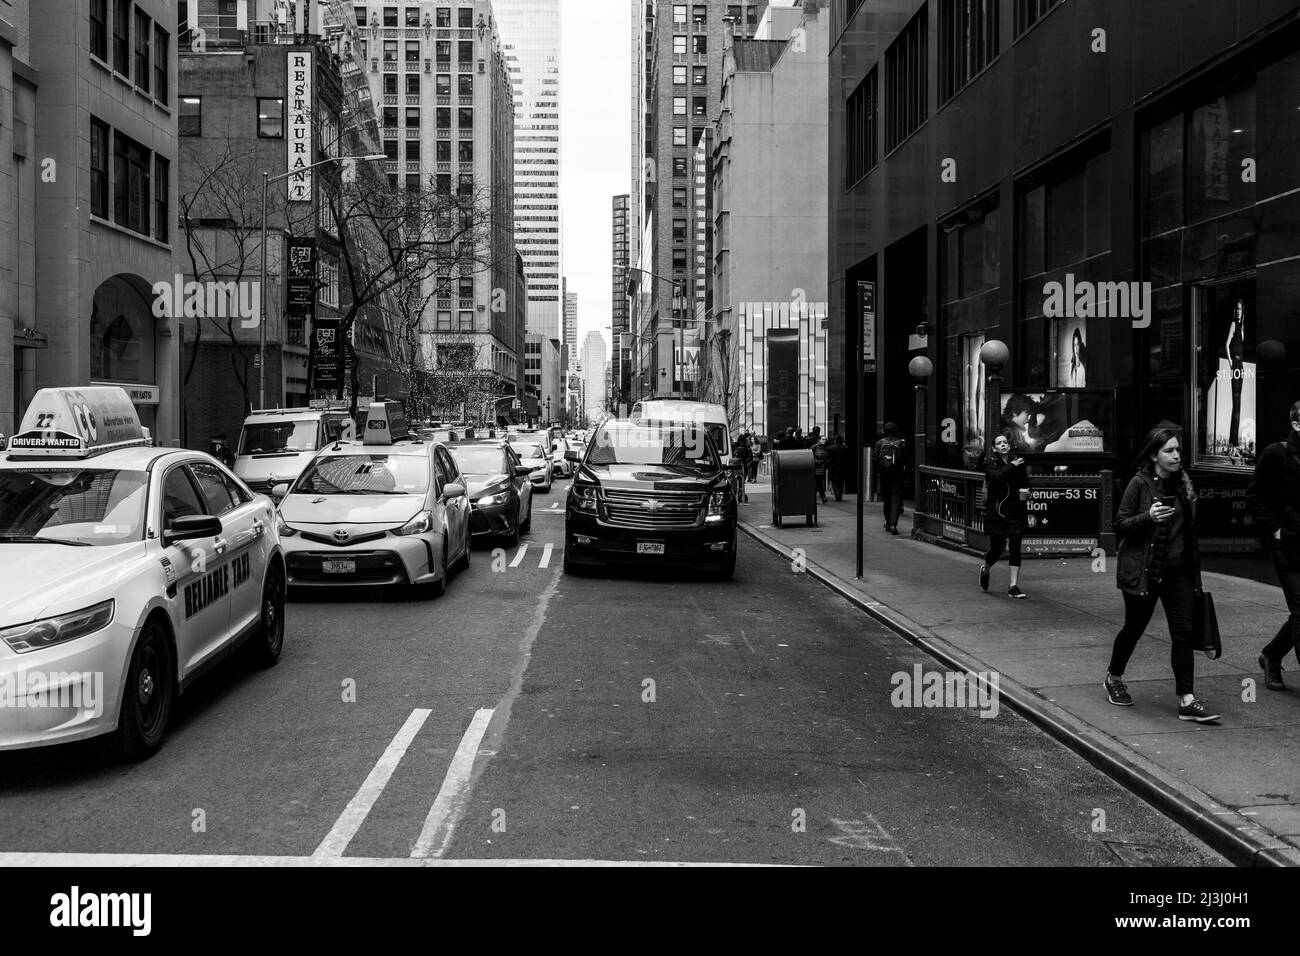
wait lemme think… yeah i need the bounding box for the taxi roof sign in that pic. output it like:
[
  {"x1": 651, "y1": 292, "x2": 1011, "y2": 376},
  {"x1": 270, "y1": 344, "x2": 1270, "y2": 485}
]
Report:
[
  {"x1": 361, "y1": 400, "x2": 409, "y2": 445},
  {"x1": 7, "y1": 387, "x2": 150, "y2": 459}
]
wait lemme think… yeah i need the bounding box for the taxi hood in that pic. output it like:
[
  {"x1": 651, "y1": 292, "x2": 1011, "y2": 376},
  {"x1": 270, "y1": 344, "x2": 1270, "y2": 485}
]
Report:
[
  {"x1": 279, "y1": 495, "x2": 425, "y2": 526},
  {"x1": 464, "y1": 474, "x2": 511, "y2": 498},
  {"x1": 0, "y1": 542, "x2": 147, "y2": 625}
]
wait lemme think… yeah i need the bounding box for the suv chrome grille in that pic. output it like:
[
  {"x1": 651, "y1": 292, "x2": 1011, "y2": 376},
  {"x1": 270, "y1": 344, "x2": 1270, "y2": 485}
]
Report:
[{"x1": 602, "y1": 488, "x2": 705, "y2": 530}]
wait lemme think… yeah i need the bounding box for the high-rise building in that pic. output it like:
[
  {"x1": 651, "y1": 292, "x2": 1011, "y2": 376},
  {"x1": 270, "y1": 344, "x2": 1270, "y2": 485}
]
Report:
[
  {"x1": 611, "y1": 194, "x2": 630, "y2": 411},
  {"x1": 563, "y1": 290, "x2": 578, "y2": 362},
  {"x1": 630, "y1": 0, "x2": 769, "y2": 401},
  {"x1": 349, "y1": 0, "x2": 523, "y2": 418},
  {"x1": 492, "y1": 0, "x2": 562, "y2": 342},
  {"x1": 580, "y1": 330, "x2": 607, "y2": 423},
  {"x1": 1, "y1": 0, "x2": 180, "y2": 442}
]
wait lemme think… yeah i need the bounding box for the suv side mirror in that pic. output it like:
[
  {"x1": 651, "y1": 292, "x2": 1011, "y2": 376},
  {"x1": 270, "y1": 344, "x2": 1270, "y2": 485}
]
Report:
[
  {"x1": 514, "y1": 465, "x2": 533, "y2": 477},
  {"x1": 443, "y1": 482, "x2": 465, "y2": 500},
  {"x1": 564, "y1": 450, "x2": 579, "y2": 462},
  {"x1": 164, "y1": 514, "x2": 223, "y2": 547},
  {"x1": 270, "y1": 483, "x2": 290, "y2": 500}
]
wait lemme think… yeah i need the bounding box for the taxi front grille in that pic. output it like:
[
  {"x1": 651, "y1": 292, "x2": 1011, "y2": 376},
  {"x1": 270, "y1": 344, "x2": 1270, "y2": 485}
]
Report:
[{"x1": 299, "y1": 529, "x2": 388, "y2": 547}]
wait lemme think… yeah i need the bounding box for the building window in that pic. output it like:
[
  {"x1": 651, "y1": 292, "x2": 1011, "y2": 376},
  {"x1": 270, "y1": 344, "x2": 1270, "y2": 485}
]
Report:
[
  {"x1": 134, "y1": 8, "x2": 150, "y2": 93},
  {"x1": 406, "y1": 41, "x2": 420, "y2": 62},
  {"x1": 406, "y1": 7, "x2": 420, "y2": 27},
  {"x1": 154, "y1": 155, "x2": 169, "y2": 243},
  {"x1": 673, "y1": 4, "x2": 687, "y2": 25},
  {"x1": 319, "y1": 257, "x2": 339, "y2": 308},
  {"x1": 383, "y1": 40, "x2": 397, "y2": 62},
  {"x1": 437, "y1": 310, "x2": 452, "y2": 331},
  {"x1": 383, "y1": 6, "x2": 398, "y2": 27},
  {"x1": 437, "y1": 140, "x2": 451, "y2": 162},
  {"x1": 693, "y1": 66, "x2": 707, "y2": 86},
  {"x1": 384, "y1": 139, "x2": 399, "y2": 160},
  {"x1": 458, "y1": 106, "x2": 473, "y2": 129},
  {"x1": 113, "y1": 131, "x2": 151, "y2": 236},
  {"x1": 673, "y1": 35, "x2": 687, "y2": 56},
  {"x1": 845, "y1": 68, "x2": 878, "y2": 186},
  {"x1": 692, "y1": 35, "x2": 707, "y2": 55},
  {"x1": 884, "y1": 6, "x2": 927, "y2": 152},
  {"x1": 672, "y1": 186, "x2": 688, "y2": 207},
  {"x1": 692, "y1": 95, "x2": 707, "y2": 116},
  {"x1": 692, "y1": 5, "x2": 708, "y2": 26},
  {"x1": 91, "y1": 0, "x2": 108, "y2": 61},
  {"x1": 258, "y1": 98, "x2": 284, "y2": 137},
  {"x1": 1014, "y1": 0, "x2": 1063, "y2": 36},
  {"x1": 437, "y1": 72, "x2": 452, "y2": 94},
  {"x1": 459, "y1": 275, "x2": 474, "y2": 298},
  {"x1": 179, "y1": 96, "x2": 201, "y2": 135},
  {"x1": 673, "y1": 96, "x2": 687, "y2": 115},
  {"x1": 673, "y1": 65, "x2": 687, "y2": 84},
  {"x1": 406, "y1": 107, "x2": 420, "y2": 126},
  {"x1": 436, "y1": 173, "x2": 452, "y2": 194},
  {"x1": 436, "y1": 40, "x2": 451, "y2": 61},
  {"x1": 91, "y1": 118, "x2": 109, "y2": 219},
  {"x1": 113, "y1": 0, "x2": 130, "y2": 76},
  {"x1": 458, "y1": 310, "x2": 474, "y2": 331},
  {"x1": 672, "y1": 218, "x2": 687, "y2": 240},
  {"x1": 154, "y1": 25, "x2": 168, "y2": 103},
  {"x1": 459, "y1": 74, "x2": 473, "y2": 96},
  {"x1": 673, "y1": 156, "x2": 688, "y2": 177},
  {"x1": 673, "y1": 126, "x2": 687, "y2": 147},
  {"x1": 458, "y1": 41, "x2": 472, "y2": 63},
  {"x1": 458, "y1": 173, "x2": 473, "y2": 196},
  {"x1": 672, "y1": 249, "x2": 688, "y2": 270},
  {"x1": 938, "y1": 0, "x2": 997, "y2": 104},
  {"x1": 459, "y1": 7, "x2": 473, "y2": 28},
  {"x1": 383, "y1": 106, "x2": 399, "y2": 127},
  {"x1": 384, "y1": 74, "x2": 399, "y2": 94},
  {"x1": 436, "y1": 6, "x2": 451, "y2": 28},
  {"x1": 457, "y1": 140, "x2": 472, "y2": 162},
  {"x1": 406, "y1": 140, "x2": 420, "y2": 161},
  {"x1": 406, "y1": 74, "x2": 420, "y2": 94}
]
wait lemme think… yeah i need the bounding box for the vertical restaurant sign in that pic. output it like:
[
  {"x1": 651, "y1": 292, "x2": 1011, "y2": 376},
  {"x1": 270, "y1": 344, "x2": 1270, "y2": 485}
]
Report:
[
  {"x1": 286, "y1": 237, "x2": 317, "y2": 315},
  {"x1": 288, "y1": 50, "x2": 314, "y2": 202},
  {"x1": 309, "y1": 316, "x2": 344, "y2": 393},
  {"x1": 859, "y1": 280, "x2": 876, "y2": 372}
]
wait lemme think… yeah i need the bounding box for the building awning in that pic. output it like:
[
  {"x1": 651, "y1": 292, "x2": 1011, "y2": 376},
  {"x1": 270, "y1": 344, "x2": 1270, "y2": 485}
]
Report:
[{"x1": 13, "y1": 328, "x2": 47, "y2": 349}]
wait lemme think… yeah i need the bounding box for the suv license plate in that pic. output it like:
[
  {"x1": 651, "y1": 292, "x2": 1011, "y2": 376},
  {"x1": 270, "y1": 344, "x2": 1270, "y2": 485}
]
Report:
[
  {"x1": 637, "y1": 542, "x2": 665, "y2": 555},
  {"x1": 322, "y1": 559, "x2": 356, "y2": 574}
]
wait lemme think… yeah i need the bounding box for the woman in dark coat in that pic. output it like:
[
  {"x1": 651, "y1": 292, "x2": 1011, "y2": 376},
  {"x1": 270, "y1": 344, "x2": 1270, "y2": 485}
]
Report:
[
  {"x1": 1103, "y1": 425, "x2": 1220, "y2": 722},
  {"x1": 979, "y1": 431, "x2": 1030, "y2": 598}
]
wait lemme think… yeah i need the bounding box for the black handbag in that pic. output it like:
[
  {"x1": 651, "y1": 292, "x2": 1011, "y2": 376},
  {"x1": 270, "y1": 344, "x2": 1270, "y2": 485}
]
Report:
[{"x1": 1193, "y1": 590, "x2": 1223, "y2": 660}]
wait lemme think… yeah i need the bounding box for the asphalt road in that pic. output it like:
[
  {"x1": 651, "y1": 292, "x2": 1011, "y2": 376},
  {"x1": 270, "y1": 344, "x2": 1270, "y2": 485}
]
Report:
[{"x1": 0, "y1": 478, "x2": 1226, "y2": 866}]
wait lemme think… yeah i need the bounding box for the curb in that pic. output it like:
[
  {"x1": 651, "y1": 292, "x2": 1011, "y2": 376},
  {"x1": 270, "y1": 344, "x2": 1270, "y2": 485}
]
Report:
[{"x1": 738, "y1": 517, "x2": 1300, "y2": 867}]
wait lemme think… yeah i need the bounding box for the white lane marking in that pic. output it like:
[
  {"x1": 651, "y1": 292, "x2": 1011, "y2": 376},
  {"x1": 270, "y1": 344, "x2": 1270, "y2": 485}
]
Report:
[
  {"x1": 312, "y1": 708, "x2": 432, "y2": 859},
  {"x1": 410, "y1": 708, "x2": 495, "y2": 858},
  {"x1": 550, "y1": 501, "x2": 559, "y2": 510},
  {"x1": 538, "y1": 542, "x2": 554, "y2": 568},
  {"x1": 828, "y1": 816, "x2": 914, "y2": 865},
  {"x1": 509, "y1": 544, "x2": 529, "y2": 567},
  {"x1": 0, "y1": 852, "x2": 785, "y2": 867}
]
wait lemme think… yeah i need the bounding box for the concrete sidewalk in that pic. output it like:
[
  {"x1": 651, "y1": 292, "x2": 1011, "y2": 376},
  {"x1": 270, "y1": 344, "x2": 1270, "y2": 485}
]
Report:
[{"x1": 736, "y1": 481, "x2": 1300, "y2": 865}]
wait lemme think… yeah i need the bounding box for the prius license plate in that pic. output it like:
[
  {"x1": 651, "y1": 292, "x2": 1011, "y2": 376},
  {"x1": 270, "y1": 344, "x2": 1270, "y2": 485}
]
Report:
[
  {"x1": 637, "y1": 542, "x2": 665, "y2": 555},
  {"x1": 322, "y1": 559, "x2": 356, "y2": 574}
]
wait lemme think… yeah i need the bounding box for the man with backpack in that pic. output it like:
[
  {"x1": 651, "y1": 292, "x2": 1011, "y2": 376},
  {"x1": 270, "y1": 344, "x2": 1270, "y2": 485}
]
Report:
[
  {"x1": 874, "y1": 422, "x2": 908, "y2": 535},
  {"x1": 1247, "y1": 400, "x2": 1300, "y2": 692}
]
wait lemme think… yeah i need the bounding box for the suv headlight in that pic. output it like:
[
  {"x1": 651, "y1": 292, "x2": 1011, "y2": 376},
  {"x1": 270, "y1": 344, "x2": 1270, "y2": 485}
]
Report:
[
  {"x1": 0, "y1": 600, "x2": 115, "y2": 654},
  {"x1": 393, "y1": 510, "x2": 434, "y2": 536},
  {"x1": 572, "y1": 484, "x2": 598, "y2": 512},
  {"x1": 707, "y1": 489, "x2": 733, "y2": 521}
]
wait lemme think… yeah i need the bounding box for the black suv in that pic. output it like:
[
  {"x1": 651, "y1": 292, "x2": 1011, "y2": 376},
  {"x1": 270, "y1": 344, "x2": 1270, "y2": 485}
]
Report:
[{"x1": 563, "y1": 420, "x2": 737, "y2": 579}]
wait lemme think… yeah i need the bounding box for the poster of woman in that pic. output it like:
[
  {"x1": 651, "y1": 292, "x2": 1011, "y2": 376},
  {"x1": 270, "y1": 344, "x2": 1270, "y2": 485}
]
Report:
[
  {"x1": 1052, "y1": 320, "x2": 1087, "y2": 388},
  {"x1": 1199, "y1": 289, "x2": 1257, "y2": 467},
  {"x1": 961, "y1": 333, "x2": 985, "y2": 466}
]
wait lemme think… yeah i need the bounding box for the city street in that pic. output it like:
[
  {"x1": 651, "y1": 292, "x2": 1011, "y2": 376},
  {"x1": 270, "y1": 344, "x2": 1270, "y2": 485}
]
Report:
[{"x1": 0, "y1": 479, "x2": 1224, "y2": 867}]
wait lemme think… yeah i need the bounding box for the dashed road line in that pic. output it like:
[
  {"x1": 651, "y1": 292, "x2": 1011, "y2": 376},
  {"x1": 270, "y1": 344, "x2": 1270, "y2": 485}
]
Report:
[
  {"x1": 509, "y1": 544, "x2": 529, "y2": 567},
  {"x1": 410, "y1": 708, "x2": 496, "y2": 858},
  {"x1": 538, "y1": 542, "x2": 554, "y2": 568},
  {"x1": 312, "y1": 708, "x2": 432, "y2": 859}
]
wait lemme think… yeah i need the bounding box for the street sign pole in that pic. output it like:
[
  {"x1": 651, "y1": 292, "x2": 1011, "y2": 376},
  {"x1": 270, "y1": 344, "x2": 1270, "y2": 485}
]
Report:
[{"x1": 856, "y1": 281, "x2": 875, "y2": 579}]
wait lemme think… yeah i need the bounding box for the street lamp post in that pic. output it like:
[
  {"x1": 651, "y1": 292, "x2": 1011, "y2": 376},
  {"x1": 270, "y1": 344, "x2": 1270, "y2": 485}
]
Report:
[
  {"x1": 979, "y1": 340, "x2": 1010, "y2": 457},
  {"x1": 909, "y1": 356, "x2": 934, "y2": 522},
  {"x1": 627, "y1": 266, "x2": 684, "y2": 399},
  {"x1": 258, "y1": 153, "x2": 386, "y2": 410}
]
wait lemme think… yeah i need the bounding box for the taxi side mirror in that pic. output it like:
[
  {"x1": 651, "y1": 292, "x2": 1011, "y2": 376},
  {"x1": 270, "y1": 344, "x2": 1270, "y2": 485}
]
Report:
[
  {"x1": 164, "y1": 514, "x2": 223, "y2": 547},
  {"x1": 564, "y1": 450, "x2": 579, "y2": 462},
  {"x1": 442, "y1": 482, "x2": 465, "y2": 500},
  {"x1": 270, "y1": 483, "x2": 290, "y2": 500},
  {"x1": 514, "y1": 465, "x2": 532, "y2": 477}
]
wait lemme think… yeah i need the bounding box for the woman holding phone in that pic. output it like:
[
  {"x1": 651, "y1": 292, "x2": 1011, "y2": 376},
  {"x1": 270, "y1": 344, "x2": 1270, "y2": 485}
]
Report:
[
  {"x1": 979, "y1": 432, "x2": 1031, "y2": 598},
  {"x1": 1103, "y1": 425, "x2": 1220, "y2": 722}
]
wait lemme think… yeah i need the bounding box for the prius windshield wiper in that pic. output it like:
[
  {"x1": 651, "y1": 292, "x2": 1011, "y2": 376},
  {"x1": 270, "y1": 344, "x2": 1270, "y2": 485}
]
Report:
[{"x1": 0, "y1": 534, "x2": 94, "y2": 546}]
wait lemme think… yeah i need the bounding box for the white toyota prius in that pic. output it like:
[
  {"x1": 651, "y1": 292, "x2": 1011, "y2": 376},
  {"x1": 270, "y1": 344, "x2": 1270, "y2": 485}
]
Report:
[
  {"x1": 275, "y1": 401, "x2": 472, "y2": 596},
  {"x1": 0, "y1": 387, "x2": 286, "y2": 760}
]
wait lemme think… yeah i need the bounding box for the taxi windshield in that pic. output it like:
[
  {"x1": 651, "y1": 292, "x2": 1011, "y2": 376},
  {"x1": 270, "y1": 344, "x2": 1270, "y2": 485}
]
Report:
[
  {"x1": 450, "y1": 446, "x2": 508, "y2": 476},
  {"x1": 0, "y1": 469, "x2": 148, "y2": 545},
  {"x1": 587, "y1": 424, "x2": 717, "y2": 467},
  {"x1": 294, "y1": 455, "x2": 429, "y2": 495},
  {"x1": 509, "y1": 443, "x2": 544, "y2": 460},
  {"x1": 239, "y1": 421, "x2": 319, "y2": 455}
]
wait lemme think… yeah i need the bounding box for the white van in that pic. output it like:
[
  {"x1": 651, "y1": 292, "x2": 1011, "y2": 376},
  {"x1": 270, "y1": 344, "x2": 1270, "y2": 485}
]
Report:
[
  {"x1": 631, "y1": 400, "x2": 733, "y2": 460},
  {"x1": 234, "y1": 407, "x2": 354, "y2": 494}
]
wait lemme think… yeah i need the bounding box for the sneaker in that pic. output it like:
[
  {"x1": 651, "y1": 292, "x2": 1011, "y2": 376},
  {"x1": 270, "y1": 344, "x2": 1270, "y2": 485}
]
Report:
[
  {"x1": 1177, "y1": 699, "x2": 1221, "y2": 722},
  {"x1": 890, "y1": 527, "x2": 900, "y2": 536},
  {"x1": 979, "y1": 565, "x2": 989, "y2": 592},
  {"x1": 1007, "y1": 586, "x2": 1027, "y2": 599},
  {"x1": 1103, "y1": 675, "x2": 1133, "y2": 706},
  {"x1": 1259, "y1": 653, "x2": 1286, "y2": 692}
]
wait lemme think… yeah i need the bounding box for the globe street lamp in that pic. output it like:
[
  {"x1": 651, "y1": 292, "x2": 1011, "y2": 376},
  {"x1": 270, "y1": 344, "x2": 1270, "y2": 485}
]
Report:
[
  {"x1": 258, "y1": 152, "x2": 386, "y2": 410},
  {"x1": 979, "y1": 339, "x2": 1010, "y2": 456}
]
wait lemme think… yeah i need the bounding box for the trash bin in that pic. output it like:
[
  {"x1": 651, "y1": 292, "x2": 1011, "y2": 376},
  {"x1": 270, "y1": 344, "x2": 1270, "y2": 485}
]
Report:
[{"x1": 770, "y1": 449, "x2": 817, "y2": 528}]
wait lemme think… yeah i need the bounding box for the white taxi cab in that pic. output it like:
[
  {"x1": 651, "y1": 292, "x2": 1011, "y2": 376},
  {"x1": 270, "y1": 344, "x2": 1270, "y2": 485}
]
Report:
[
  {"x1": 275, "y1": 401, "x2": 471, "y2": 597},
  {"x1": 0, "y1": 387, "x2": 285, "y2": 760}
]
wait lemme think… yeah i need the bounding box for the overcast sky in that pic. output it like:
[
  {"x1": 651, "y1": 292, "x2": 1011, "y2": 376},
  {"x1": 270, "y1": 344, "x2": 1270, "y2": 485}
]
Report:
[{"x1": 560, "y1": 0, "x2": 631, "y2": 358}]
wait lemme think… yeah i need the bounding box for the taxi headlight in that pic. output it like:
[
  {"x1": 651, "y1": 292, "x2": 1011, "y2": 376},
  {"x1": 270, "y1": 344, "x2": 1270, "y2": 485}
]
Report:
[
  {"x1": 276, "y1": 514, "x2": 298, "y2": 537},
  {"x1": 476, "y1": 491, "x2": 509, "y2": 507},
  {"x1": 0, "y1": 600, "x2": 115, "y2": 654},
  {"x1": 393, "y1": 510, "x2": 434, "y2": 536}
]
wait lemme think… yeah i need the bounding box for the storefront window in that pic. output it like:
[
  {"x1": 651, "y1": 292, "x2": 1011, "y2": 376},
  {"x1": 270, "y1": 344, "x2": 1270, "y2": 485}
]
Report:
[
  {"x1": 90, "y1": 277, "x2": 156, "y2": 385},
  {"x1": 959, "y1": 332, "x2": 986, "y2": 466},
  {"x1": 1194, "y1": 280, "x2": 1256, "y2": 467},
  {"x1": 1188, "y1": 84, "x2": 1255, "y2": 226}
]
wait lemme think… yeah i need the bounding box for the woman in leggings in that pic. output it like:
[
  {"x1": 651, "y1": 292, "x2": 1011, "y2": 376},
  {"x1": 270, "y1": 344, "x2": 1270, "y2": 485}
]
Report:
[{"x1": 979, "y1": 432, "x2": 1030, "y2": 599}]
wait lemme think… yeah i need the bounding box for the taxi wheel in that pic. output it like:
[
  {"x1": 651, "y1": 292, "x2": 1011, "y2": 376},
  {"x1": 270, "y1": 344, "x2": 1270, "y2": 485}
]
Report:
[
  {"x1": 423, "y1": 540, "x2": 449, "y2": 598},
  {"x1": 249, "y1": 564, "x2": 286, "y2": 668},
  {"x1": 102, "y1": 620, "x2": 174, "y2": 763},
  {"x1": 520, "y1": 498, "x2": 533, "y2": 535}
]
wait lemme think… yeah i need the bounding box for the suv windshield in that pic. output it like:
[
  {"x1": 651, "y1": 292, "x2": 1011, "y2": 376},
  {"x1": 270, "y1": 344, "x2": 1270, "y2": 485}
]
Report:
[
  {"x1": 587, "y1": 424, "x2": 718, "y2": 467},
  {"x1": 294, "y1": 455, "x2": 429, "y2": 495},
  {"x1": 0, "y1": 469, "x2": 148, "y2": 545},
  {"x1": 449, "y1": 446, "x2": 508, "y2": 476},
  {"x1": 240, "y1": 421, "x2": 319, "y2": 455}
]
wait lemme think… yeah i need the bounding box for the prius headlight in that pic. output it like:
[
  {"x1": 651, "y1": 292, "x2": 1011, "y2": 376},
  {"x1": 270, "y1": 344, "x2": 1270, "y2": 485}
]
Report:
[
  {"x1": 393, "y1": 510, "x2": 434, "y2": 536},
  {"x1": 0, "y1": 600, "x2": 115, "y2": 654}
]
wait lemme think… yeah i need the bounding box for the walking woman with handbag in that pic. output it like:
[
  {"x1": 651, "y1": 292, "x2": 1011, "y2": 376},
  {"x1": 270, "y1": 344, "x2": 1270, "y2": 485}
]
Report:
[
  {"x1": 1103, "y1": 425, "x2": 1221, "y2": 722},
  {"x1": 979, "y1": 432, "x2": 1030, "y2": 598}
]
